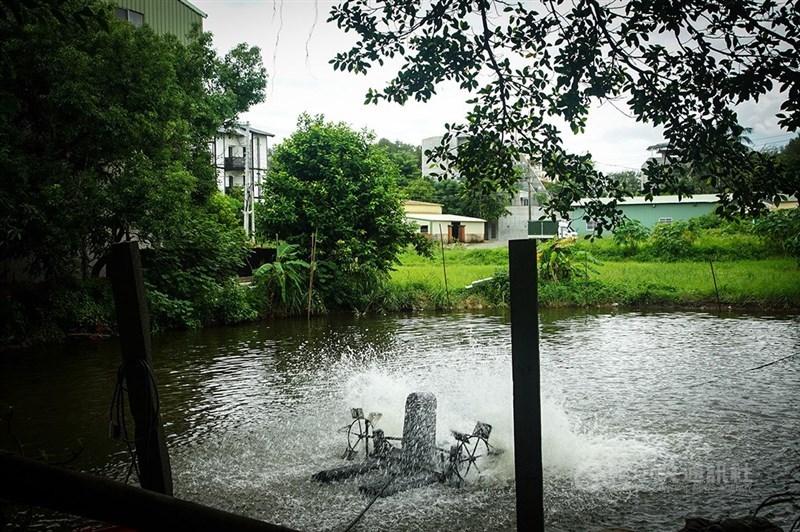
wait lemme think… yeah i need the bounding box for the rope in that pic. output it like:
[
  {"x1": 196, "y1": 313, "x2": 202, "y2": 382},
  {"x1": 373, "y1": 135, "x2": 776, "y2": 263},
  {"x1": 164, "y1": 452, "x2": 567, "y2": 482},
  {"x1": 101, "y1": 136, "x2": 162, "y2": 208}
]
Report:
[
  {"x1": 341, "y1": 475, "x2": 396, "y2": 532},
  {"x1": 687, "y1": 352, "x2": 799, "y2": 389}
]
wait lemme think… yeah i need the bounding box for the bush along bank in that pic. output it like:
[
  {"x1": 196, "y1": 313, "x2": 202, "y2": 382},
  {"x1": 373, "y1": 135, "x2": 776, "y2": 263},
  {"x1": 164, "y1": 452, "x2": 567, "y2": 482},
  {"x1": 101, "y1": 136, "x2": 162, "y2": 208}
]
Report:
[
  {"x1": 5, "y1": 213, "x2": 799, "y2": 349},
  {"x1": 385, "y1": 231, "x2": 800, "y2": 311},
  {"x1": 574, "y1": 210, "x2": 800, "y2": 263},
  {"x1": 388, "y1": 258, "x2": 800, "y2": 312}
]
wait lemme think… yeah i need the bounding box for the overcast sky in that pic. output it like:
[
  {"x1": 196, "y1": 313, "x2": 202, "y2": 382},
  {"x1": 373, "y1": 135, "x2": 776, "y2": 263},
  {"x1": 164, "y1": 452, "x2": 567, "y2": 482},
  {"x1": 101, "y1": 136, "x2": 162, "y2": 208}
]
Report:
[{"x1": 193, "y1": 0, "x2": 795, "y2": 174}]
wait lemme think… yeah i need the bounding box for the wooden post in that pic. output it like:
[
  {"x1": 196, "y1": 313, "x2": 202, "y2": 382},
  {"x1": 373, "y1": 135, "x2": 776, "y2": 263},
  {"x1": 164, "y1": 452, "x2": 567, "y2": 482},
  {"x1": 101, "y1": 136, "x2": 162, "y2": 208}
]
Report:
[
  {"x1": 508, "y1": 239, "x2": 544, "y2": 530},
  {"x1": 109, "y1": 241, "x2": 173, "y2": 495}
]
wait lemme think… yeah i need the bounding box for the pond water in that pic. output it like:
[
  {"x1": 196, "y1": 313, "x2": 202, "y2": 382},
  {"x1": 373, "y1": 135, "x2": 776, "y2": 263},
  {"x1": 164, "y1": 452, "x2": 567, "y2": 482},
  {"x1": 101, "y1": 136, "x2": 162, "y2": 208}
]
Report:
[{"x1": 1, "y1": 309, "x2": 798, "y2": 531}]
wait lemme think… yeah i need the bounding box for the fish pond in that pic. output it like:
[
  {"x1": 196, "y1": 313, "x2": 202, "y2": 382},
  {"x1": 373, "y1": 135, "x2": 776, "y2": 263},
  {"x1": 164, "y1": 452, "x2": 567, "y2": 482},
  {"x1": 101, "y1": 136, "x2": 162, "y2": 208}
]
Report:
[{"x1": 1, "y1": 309, "x2": 798, "y2": 530}]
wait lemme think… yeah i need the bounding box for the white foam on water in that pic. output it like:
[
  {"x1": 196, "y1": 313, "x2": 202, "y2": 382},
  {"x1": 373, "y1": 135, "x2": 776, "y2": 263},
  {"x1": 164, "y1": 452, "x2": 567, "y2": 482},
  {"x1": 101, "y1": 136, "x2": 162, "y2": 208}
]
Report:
[
  {"x1": 173, "y1": 327, "x2": 678, "y2": 531},
  {"x1": 322, "y1": 345, "x2": 671, "y2": 494}
]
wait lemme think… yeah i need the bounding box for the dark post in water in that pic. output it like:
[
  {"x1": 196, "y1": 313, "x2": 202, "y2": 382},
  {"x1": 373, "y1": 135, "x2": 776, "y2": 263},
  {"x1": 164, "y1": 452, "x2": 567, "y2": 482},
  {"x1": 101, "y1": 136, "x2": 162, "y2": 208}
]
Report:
[
  {"x1": 110, "y1": 241, "x2": 173, "y2": 495},
  {"x1": 508, "y1": 239, "x2": 544, "y2": 529}
]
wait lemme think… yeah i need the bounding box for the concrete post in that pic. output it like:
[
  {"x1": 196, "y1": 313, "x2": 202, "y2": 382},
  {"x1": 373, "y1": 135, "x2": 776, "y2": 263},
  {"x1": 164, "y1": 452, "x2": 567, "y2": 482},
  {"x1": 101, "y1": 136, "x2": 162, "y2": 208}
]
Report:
[{"x1": 401, "y1": 392, "x2": 437, "y2": 470}]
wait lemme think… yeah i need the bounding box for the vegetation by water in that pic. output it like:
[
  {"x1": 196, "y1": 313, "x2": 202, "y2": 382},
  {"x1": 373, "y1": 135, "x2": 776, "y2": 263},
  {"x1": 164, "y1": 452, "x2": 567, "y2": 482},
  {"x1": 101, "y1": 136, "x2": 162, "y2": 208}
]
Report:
[
  {"x1": 3, "y1": 211, "x2": 799, "y2": 349},
  {"x1": 390, "y1": 250, "x2": 800, "y2": 311},
  {"x1": 387, "y1": 216, "x2": 800, "y2": 311}
]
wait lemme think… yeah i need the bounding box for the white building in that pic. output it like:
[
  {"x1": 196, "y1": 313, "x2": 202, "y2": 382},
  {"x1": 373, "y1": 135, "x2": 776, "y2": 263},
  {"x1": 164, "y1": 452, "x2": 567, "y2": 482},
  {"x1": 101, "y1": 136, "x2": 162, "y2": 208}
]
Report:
[
  {"x1": 421, "y1": 135, "x2": 465, "y2": 179},
  {"x1": 403, "y1": 201, "x2": 486, "y2": 243},
  {"x1": 210, "y1": 123, "x2": 274, "y2": 240},
  {"x1": 211, "y1": 123, "x2": 274, "y2": 198}
]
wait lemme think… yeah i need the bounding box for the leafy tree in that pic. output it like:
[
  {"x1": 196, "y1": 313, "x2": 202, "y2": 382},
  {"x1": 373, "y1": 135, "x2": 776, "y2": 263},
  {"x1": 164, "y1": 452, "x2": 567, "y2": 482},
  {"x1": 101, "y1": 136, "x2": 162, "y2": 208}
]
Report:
[
  {"x1": 329, "y1": 0, "x2": 799, "y2": 232},
  {"x1": 402, "y1": 177, "x2": 437, "y2": 203},
  {"x1": 433, "y1": 179, "x2": 463, "y2": 215},
  {"x1": 460, "y1": 187, "x2": 509, "y2": 221},
  {"x1": 779, "y1": 136, "x2": 800, "y2": 184},
  {"x1": 607, "y1": 171, "x2": 642, "y2": 195},
  {"x1": 424, "y1": 178, "x2": 508, "y2": 221},
  {"x1": 0, "y1": 2, "x2": 266, "y2": 282},
  {"x1": 254, "y1": 114, "x2": 420, "y2": 306},
  {"x1": 376, "y1": 138, "x2": 422, "y2": 187}
]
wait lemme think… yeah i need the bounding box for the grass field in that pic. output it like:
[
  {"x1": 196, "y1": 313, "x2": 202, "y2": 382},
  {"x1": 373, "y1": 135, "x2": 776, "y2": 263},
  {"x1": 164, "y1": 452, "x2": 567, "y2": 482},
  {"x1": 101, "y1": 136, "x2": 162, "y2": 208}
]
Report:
[
  {"x1": 389, "y1": 247, "x2": 800, "y2": 310},
  {"x1": 391, "y1": 248, "x2": 506, "y2": 286},
  {"x1": 594, "y1": 259, "x2": 800, "y2": 307}
]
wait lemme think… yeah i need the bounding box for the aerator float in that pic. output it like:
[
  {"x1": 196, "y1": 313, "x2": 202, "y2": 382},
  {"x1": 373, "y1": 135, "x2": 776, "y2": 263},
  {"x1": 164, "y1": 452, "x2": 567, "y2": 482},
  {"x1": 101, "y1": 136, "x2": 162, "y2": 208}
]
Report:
[{"x1": 312, "y1": 392, "x2": 501, "y2": 497}]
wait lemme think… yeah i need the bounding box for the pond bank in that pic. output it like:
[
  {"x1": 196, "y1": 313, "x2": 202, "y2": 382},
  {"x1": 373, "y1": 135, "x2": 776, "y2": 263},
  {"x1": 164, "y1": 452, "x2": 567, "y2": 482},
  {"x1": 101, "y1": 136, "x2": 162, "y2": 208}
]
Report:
[
  {"x1": 2, "y1": 258, "x2": 797, "y2": 351},
  {"x1": 387, "y1": 258, "x2": 800, "y2": 312}
]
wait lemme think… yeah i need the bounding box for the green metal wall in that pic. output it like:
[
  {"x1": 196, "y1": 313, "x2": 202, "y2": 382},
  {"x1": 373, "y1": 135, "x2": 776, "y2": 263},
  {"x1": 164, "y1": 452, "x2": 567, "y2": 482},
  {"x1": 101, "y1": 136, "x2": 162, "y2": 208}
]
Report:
[
  {"x1": 569, "y1": 201, "x2": 718, "y2": 236},
  {"x1": 115, "y1": 0, "x2": 204, "y2": 43}
]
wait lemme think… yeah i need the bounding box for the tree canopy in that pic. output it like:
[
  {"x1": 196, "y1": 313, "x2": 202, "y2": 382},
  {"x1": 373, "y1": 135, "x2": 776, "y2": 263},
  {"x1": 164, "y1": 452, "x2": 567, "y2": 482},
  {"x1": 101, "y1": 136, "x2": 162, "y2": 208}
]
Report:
[
  {"x1": 255, "y1": 114, "x2": 421, "y2": 305},
  {"x1": 330, "y1": 0, "x2": 799, "y2": 233},
  {"x1": 0, "y1": 1, "x2": 266, "y2": 279},
  {"x1": 376, "y1": 138, "x2": 422, "y2": 187},
  {"x1": 779, "y1": 136, "x2": 800, "y2": 183}
]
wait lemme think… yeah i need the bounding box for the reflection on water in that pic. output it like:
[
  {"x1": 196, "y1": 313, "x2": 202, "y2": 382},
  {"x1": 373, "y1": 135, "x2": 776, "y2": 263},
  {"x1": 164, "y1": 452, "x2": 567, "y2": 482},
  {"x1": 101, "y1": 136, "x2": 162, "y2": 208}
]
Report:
[{"x1": 1, "y1": 310, "x2": 798, "y2": 530}]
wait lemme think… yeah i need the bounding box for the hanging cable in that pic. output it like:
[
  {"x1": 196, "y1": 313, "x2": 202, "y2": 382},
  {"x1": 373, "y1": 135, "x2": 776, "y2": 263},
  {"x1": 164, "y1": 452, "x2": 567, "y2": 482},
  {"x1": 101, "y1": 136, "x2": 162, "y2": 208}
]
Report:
[
  {"x1": 1, "y1": 405, "x2": 24, "y2": 457},
  {"x1": 109, "y1": 359, "x2": 164, "y2": 485},
  {"x1": 341, "y1": 475, "x2": 396, "y2": 532}
]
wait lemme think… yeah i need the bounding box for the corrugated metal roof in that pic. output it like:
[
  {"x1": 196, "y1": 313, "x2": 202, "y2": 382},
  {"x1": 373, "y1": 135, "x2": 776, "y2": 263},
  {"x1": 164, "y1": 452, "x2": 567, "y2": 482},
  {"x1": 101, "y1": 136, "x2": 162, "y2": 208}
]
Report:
[
  {"x1": 179, "y1": 0, "x2": 207, "y2": 17},
  {"x1": 572, "y1": 194, "x2": 721, "y2": 207},
  {"x1": 406, "y1": 214, "x2": 486, "y2": 223}
]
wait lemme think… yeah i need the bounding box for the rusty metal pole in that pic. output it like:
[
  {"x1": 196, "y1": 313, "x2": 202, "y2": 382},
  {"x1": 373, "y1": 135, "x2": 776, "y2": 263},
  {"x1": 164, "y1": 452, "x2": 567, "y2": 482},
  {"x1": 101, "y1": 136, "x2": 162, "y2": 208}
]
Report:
[
  {"x1": 109, "y1": 241, "x2": 172, "y2": 495},
  {"x1": 508, "y1": 239, "x2": 544, "y2": 530}
]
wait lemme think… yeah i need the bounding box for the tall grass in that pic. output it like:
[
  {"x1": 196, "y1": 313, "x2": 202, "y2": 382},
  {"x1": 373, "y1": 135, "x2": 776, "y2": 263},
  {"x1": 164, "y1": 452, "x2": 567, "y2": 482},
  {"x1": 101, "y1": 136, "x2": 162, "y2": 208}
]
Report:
[
  {"x1": 595, "y1": 260, "x2": 800, "y2": 307},
  {"x1": 387, "y1": 247, "x2": 800, "y2": 311}
]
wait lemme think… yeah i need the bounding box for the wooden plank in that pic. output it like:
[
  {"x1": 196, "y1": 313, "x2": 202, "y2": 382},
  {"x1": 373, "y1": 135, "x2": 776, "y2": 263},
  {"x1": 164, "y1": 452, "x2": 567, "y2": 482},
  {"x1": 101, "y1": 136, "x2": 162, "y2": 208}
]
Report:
[{"x1": 0, "y1": 453, "x2": 298, "y2": 532}]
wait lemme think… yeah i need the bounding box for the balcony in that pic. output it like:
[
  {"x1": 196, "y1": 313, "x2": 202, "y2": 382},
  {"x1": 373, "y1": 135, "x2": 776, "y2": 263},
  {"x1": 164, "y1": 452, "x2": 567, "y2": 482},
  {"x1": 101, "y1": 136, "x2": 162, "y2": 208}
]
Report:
[{"x1": 224, "y1": 156, "x2": 245, "y2": 171}]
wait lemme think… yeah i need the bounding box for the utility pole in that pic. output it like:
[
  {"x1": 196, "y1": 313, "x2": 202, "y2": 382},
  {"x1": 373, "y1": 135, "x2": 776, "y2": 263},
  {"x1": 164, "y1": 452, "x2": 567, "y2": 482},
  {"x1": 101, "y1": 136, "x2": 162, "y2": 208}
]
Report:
[{"x1": 243, "y1": 122, "x2": 252, "y2": 241}]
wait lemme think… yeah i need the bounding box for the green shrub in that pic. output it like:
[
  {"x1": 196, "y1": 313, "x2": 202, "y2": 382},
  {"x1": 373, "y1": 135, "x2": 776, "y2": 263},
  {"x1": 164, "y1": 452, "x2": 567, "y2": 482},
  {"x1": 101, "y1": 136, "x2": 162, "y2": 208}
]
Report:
[
  {"x1": 647, "y1": 221, "x2": 696, "y2": 261},
  {"x1": 755, "y1": 208, "x2": 800, "y2": 261},
  {"x1": 1, "y1": 278, "x2": 115, "y2": 348},
  {"x1": 216, "y1": 281, "x2": 258, "y2": 324},
  {"x1": 538, "y1": 237, "x2": 601, "y2": 281},
  {"x1": 613, "y1": 219, "x2": 650, "y2": 255},
  {"x1": 574, "y1": 237, "x2": 624, "y2": 260},
  {"x1": 252, "y1": 241, "x2": 315, "y2": 317},
  {"x1": 467, "y1": 269, "x2": 511, "y2": 305},
  {"x1": 372, "y1": 280, "x2": 451, "y2": 312},
  {"x1": 692, "y1": 232, "x2": 770, "y2": 261},
  {"x1": 146, "y1": 286, "x2": 200, "y2": 330}
]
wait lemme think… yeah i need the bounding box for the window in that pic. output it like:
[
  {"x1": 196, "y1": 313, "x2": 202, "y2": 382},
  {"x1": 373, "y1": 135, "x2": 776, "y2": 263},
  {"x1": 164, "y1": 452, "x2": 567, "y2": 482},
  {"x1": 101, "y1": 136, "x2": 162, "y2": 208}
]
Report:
[
  {"x1": 658, "y1": 217, "x2": 673, "y2": 224},
  {"x1": 115, "y1": 7, "x2": 144, "y2": 27},
  {"x1": 420, "y1": 225, "x2": 429, "y2": 234},
  {"x1": 586, "y1": 220, "x2": 596, "y2": 231}
]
